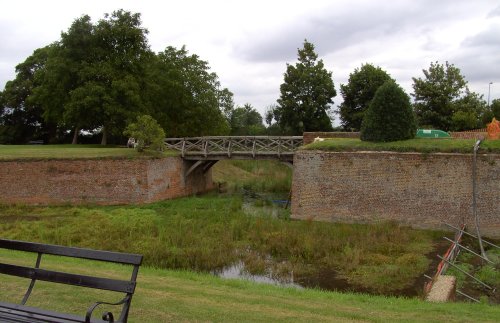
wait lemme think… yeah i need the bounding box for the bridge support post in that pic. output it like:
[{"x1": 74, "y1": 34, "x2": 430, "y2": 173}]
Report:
[{"x1": 184, "y1": 160, "x2": 219, "y2": 182}]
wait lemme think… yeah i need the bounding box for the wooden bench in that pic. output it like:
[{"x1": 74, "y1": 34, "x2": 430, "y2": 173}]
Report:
[{"x1": 0, "y1": 239, "x2": 143, "y2": 323}]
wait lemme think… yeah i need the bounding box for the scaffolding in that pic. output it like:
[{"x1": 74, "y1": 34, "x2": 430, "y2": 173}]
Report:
[{"x1": 424, "y1": 139, "x2": 498, "y2": 303}]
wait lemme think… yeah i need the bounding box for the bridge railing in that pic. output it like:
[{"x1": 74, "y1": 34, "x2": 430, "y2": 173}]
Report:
[{"x1": 164, "y1": 136, "x2": 303, "y2": 159}]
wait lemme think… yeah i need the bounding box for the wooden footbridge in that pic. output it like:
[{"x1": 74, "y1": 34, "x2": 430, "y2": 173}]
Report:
[{"x1": 164, "y1": 136, "x2": 303, "y2": 178}]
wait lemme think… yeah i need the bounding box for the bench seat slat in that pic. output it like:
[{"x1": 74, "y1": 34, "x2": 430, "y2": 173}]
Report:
[
  {"x1": 0, "y1": 302, "x2": 107, "y2": 323},
  {"x1": 0, "y1": 263, "x2": 136, "y2": 293},
  {"x1": 0, "y1": 239, "x2": 142, "y2": 265}
]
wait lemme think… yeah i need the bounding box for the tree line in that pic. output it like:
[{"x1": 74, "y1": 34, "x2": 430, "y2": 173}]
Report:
[
  {"x1": 0, "y1": 10, "x2": 233, "y2": 145},
  {"x1": 1, "y1": 10, "x2": 498, "y2": 144},
  {"x1": 269, "y1": 41, "x2": 498, "y2": 136}
]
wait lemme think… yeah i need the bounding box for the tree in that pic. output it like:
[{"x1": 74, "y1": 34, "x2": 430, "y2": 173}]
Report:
[
  {"x1": 229, "y1": 103, "x2": 265, "y2": 135},
  {"x1": 491, "y1": 99, "x2": 500, "y2": 120},
  {"x1": 273, "y1": 40, "x2": 336, "y2": 135},
  {"x1": 451, "y1": 91, "x2": 488, "y2": 130},
  {"x1": 31, "y1": 15, "x2": 96, "y2": 144},
  {"x1": 0, "y1": 46, "x2": 57, "y2": 144},
  {"x1": 90, "y1": 10, "x2": 152, "y2": 144},
  {"x1": 124, "y1": 115, "x2": 165, "y2": 152},
  {"x1": 361, "y1": 80, "x2": 416, "y2": 142},
  {"x1": 1, "y1": 10, "x2": 234, "y2": 144},
  {"x1": 339, "y1": 63, "x2": 392, "y2": 131},
  {"x1": 145, "y1": 46, "x2": 231, "y2": 137},
  {"x1": 26, "y1": 10, "x2": 152, "y2": 145},
  {"x1": 412, "y1": 61, "x2": 485, "y2": 131}
]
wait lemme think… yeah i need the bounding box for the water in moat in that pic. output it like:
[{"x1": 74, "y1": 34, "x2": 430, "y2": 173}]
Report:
[
  {"x1": 214, "y1": 238, "x2": 450, "y2": 297},
  {"x1": 213, "y1": 189, "x2": 451, "y2": 298}
]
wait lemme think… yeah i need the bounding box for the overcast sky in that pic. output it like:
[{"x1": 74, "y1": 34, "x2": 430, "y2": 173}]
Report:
[{"x1": 1, "y1": 0, "x2": 499, "y2": 122}]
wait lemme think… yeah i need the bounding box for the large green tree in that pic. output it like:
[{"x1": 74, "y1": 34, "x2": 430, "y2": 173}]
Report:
[
  {"x1": 31, "y1": 16, "x2": 96, "y2": 144},
  {"x1": 146, "y1": 46, "x2": 231, "y2": 137},
  {"x1": 1, "y1": 10, "x2": 234, "y2": 144},
  {"x1": 339, "y1": 63, "x2": 392, "y2": 131},
  {"x1": 28, "y1": 10, "x2": 151, "y2": 145},
  {"x1": 412, "y1": 61, "x2": 487, "y2": 131},
  {"x1": 86, "y1": 10, "x2": 151, "y2": 144},
  {"x1": 0, "y1": 46, "x2": 57, "y2": 143},
  {"x1": 274, "y1": 40, "x2": 336, "y2": 135}
]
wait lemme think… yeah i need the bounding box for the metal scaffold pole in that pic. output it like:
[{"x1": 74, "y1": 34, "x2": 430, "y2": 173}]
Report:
[{"x1": 472, "y1": 139, "x2": 488, "y2": 261}]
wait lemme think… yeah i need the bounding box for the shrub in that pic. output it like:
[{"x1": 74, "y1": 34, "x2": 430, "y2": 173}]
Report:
[
  {"x1": 124, "y1": 115, "x2": 166, "y2": 152},
  {"x1": 360, "y1": 80, "x2": 416, "y2": 142}
]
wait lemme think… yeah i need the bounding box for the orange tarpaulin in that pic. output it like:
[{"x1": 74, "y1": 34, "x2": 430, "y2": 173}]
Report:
[{"x1": 487, "y1": 118, "x2": 500, "y2": 140}]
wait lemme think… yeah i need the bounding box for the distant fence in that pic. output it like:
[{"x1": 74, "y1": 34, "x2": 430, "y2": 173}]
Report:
[{"x1": 450, "y1": 129, "x2": 487, "y2": 140}]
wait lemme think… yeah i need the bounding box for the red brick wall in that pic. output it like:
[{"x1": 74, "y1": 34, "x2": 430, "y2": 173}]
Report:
[
  {"x1": 292, "y1": 151, "x2": 500, "y2": 237},
  {"x1": 0, "y1": 157, "x2": 213, "y2": 205}
]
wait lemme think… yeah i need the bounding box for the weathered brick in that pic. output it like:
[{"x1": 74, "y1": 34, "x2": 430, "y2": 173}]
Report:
[
  {"x1": 0, "y1": 157, "x2": 213, "y2": 205},
  {"x1": 292, "y1": 151, "x2": 500, "y2": 238}
]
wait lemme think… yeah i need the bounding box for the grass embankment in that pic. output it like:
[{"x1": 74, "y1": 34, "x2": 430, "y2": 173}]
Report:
[
  {"x1": 304, "y1": 138, "x2": 500, "y2": 154},
  {"x1": 1, "y1": 250, "x2": 498, "y2": 322},
  {"x1": 0, "y1": 196, "x2": 440, "y2": 294},
  {"x1": 0, "y1": 144, "x2": 177, "y2": 160}
]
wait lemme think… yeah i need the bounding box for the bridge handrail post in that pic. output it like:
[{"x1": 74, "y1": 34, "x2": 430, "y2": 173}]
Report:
[
  {"x1": 181, "y1": 139, "x2": 186, "y2": 158},
  {"x1": 252, "y1": 138, "x2": 256, "y2": 158},
  {"x1": 278, "y1": 137, "x2": 281, "y2": 158},
  {"x1": 227, "y1": 138, "x2": 232, "y2": 158}
]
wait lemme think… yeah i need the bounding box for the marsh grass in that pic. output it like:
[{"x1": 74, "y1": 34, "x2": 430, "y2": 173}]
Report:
[
  {"x1": 212, "y1": 160, "x2": 292, "y2": 193},
  {"x1": 0, "y1": 196, "x2": 442, "y2": 294}
]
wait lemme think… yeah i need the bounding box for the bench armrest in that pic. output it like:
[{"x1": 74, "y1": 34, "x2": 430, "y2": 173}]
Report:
[{"x1": 85, "y1": 295, "x2": 130, "y2": 323}]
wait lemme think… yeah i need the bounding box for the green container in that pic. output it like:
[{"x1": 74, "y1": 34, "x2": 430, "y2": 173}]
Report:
[{"x1": 416, "y1": 129, "x2": 451, "y2": 138}]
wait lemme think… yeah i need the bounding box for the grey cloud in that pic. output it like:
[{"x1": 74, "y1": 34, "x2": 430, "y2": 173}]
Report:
[
  {"x1": 233, "y1": 10, "x2": 406, "y2": 63},
  {"x1": 453, "y1": 24, "x2": 500, "y2": 83},
  {"x1": 461, "y1": 23, "x2": 500, "y2": 47},
  {"x1": 487, "y1": 5, "x2": 500, "y2": 18},
  {"x1": 232, "y1": 0, "x2": 477, "y2": 63}
]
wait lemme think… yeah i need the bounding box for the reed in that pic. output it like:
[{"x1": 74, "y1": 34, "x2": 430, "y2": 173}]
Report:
[{"x1": 0, "y1": 196, "x2": 441, "y2": 294}]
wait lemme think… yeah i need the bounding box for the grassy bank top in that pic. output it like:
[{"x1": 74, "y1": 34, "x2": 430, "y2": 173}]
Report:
[
  {"x1": 0, "y1": 145, "x2": 177, "y2": 160},
  {"x1": 303, "y1": 138, "x2": 500, "y2": 154}
]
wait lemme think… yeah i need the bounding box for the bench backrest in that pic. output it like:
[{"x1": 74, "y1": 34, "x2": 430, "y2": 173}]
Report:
[
  {"x1": 0, "y1": 239, "x2": 142, "y2": 265},
  {"x1": 0, "y1": 239, "x2": 143, "y2": 321}
]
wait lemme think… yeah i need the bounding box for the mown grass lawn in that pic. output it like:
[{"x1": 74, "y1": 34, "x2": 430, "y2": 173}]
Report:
[
  {"x1": 1, "y1": 249, "x2": 498, "y2": 322},
  {"x1": 0, "y1": 144, "x2": 177, "y2": 160},
  {"x1": 304, "y1": 138, "x2": 500, "y2": 154}
]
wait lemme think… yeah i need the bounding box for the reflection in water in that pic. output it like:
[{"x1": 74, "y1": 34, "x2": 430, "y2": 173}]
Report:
[{"x1": 215, "y1": 262, "x2": 303, "y2": 289}]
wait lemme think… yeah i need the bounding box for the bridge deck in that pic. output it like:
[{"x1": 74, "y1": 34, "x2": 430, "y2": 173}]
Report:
[{"x1": 164, "y1": 136, "x2": 303, "y2": 161}]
